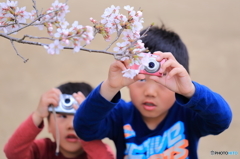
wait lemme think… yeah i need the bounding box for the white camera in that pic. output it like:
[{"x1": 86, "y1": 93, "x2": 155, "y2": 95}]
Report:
[{"x1": 48, "y1": 94, "x2": 78, "y2": 114}]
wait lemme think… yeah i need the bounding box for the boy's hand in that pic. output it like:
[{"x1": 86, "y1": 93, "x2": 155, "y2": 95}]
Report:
[
  {"x1": 32, "y1": 88, "x2": 61, "y2": 127},
  {"x1": 101, "y1": 60, "x2": 145, "y2": 101},
  {"x1": 150, "y1": 51, "x2": 195, "y2": 98},
  {"x1": 72, "y1": 92, "x2": 85, "y2": 110}
]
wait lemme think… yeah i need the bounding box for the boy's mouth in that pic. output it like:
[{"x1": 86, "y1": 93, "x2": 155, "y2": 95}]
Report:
[
  {"x1": 143, "y1": 102, "x2": 156, "y2": 111},
  {"x1": 66, "y1": 134, "x2": 79, "y2": 142}
]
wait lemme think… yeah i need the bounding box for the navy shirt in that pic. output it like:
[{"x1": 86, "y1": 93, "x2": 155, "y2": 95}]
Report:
[{"x1": 74, "y1": 81, "x2": 232, "y2": 159}]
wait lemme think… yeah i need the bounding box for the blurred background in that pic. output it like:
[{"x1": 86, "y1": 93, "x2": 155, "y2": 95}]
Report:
[{"x1": 0, "y1": 0, "x2": 239, "y2": 158}]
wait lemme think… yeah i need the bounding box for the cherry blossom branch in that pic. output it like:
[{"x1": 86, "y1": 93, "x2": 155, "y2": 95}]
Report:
[
  {"x1": 7, "y1": 10, "x2": 58, "y2": 35},
  {"x1": 141, "y1": 23, "x2": 153, "y2": 38},
  {"x1": 118, "y1": 24, "x2": 153, "y2": 59},
  {"x1": 0, "y1": 32, "x2": 120, "y2": 56},
  {"x1": 0, "y1": 1, "x2": 152, "y2": 78},
  {"x1": 32, "y1": 0, "x2": 39, "y2": 17},
  {"x1": 105, "y1": 26, "x2": 124, "y2": 51},
  {"x1": 19, "y1": 35, "x2": 55, "y2": 41},
  {"x1": 0, "y1": 22, "x2": 49, "y2": 28},
  {"x1": 10, "y1": 40, "x2": 29, "y2": 63}
]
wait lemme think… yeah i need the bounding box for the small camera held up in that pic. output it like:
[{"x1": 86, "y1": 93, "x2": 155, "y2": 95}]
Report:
[
  {"x1": 130, "y1": 53, "x2": 165, "y2": 77},
  {"x1": 48, "y1": 94, "x2": 78, "y2": 114}
]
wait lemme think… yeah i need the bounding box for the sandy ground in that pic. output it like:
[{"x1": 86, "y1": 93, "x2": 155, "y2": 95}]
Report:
[{"x1": 0, "y1": 0, "x2": 240, "y2": 158}]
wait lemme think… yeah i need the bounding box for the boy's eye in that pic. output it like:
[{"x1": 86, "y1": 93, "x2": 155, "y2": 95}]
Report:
[
  {"x1": 57, "y1": 114, "x2": 67, "y2": 118},
  {"x1": 138, "y1": 79, "x2": 146, "y2": 82}
]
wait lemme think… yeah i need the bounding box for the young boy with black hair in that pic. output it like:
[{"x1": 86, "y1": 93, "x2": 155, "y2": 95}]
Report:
[
  {"x1": 4, "y1": 82, "x2": 114, "y2": 159},
  {"x1": 73, "y1": 26, "x2": 232, "y2": 159}
]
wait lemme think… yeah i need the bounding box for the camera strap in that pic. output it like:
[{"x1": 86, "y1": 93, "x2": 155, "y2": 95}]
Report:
[{"x1": 51, "y1": 106, "x2": 60, "y2": 156}]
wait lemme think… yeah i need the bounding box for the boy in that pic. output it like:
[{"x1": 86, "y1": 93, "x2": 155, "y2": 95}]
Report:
[
  {"x1": 4, "y1": 82, "x2": 114, "y2": 159},
  {"x1": 73, "y1": 26, "x2": 232, "y2": 159}
]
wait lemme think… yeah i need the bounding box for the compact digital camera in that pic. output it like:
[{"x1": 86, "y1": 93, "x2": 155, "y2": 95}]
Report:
[
  {"x1": 130, "y1": 53, "x2": 165, "y2": 77},
  {"x1": 48, "y1": 94, "x2": 78, "y2": 114}
]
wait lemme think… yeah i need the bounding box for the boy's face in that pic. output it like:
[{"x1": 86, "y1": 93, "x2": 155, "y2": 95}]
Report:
[
  {"x1": 128, "y1": 75, "x2": 175, "y2": 123},
  {"x1": 48, "y1": 113, "x2": 83, "y2": 157}
]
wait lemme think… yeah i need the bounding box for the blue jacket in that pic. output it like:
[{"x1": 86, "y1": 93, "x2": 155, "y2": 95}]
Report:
[{"x1": 74, "y1": 81, "x2": 232, "y2": 159}]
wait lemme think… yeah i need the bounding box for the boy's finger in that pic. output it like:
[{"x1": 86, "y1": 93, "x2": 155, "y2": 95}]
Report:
[
  {"x1": 77, "y1": 91, "x2": 85, "y2": 99},
  {"x1": 73, "y1": 104, "x2": 79, "y2": 110},
  {"x1": 115, "y1": 60, "x2": 128, "y2": 71},
  {"x1": 122, "y1": 59, "x2": 131, "y2": 69},
  {"x1": 134, "y1": 74, "x2": 146, "y2": 81},
  {"x1": 149, "y1": 75, "x2": 160, "y2": 82},
  {"x1": 73, "y1": 92, "x2": 86, "y2": 104},
  {"x1": 152, "y1": 51, "x2": 163, "y2": 55},
  {"x1": 155, "y1": 52, "x2": 176, "y2": 62},
  {"x1": 46, "y1": 98, "x2": 59, "y2": 107},
  {"x1": 167, "y1": 67, "x2": 185, "y2": 79},
  {"x1": 159, "y1": 58, "x2": 179, "y2": 74},
  {"x1": 50, "y1": 88, "x2": 62, "y2": 95}
]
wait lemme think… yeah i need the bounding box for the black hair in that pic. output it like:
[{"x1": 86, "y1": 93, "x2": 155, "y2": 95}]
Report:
[
  {"x1": 57, "y1": 82, "x2": 93, "y2": 97},
  {"x1": 140, "y1": 25, "x2": 190, "y2": 73}
]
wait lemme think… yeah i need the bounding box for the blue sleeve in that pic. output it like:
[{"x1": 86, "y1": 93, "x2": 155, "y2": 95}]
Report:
[
  {"x1": 73, "y1": 82, "x2": 122, "y2": 141},
  {"x1": 175, "y1": 81, "x2": 232, "y2": 137}
]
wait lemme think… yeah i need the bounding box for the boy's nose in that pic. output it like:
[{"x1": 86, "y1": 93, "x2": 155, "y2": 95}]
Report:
[
  {"x1": 144, "y1": 84, "x2": 157, "y2": 97},
  {"x1": 67, "y1": 116, "x2": 74, "y2": 129}
]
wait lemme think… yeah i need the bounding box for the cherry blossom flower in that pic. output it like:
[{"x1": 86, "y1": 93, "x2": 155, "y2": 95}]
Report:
[
  {"x1": 136, "y1": 11, "x2": 143, "y2": 17},
  {"x1": 120, "y1": 56, "x2": 130, "y2": 61},
  {"x1": 90, "y1": 17, "x2": 97, "y2": 24},
  {"x1": 113, "y1": 41, "x2": 130, "y2": 52},
  {"x1": 101, "y1": 5, "x2": 120, "y2": 18},
  {"x1": 50, "y1": 0, "x2": 69, "y2": 21},
  {"x1": 15, "y1": 6, "x2": 30, "y2": 23},
  {"x1": 0, "y1": 0, "x2": 17, "y2": 9},
  {"x1": 59, "y1": 20, "x2": 69, "y2": 29},
  {"x1": 44, "y1": 40, "x2": 63, "y2": 54},
  {"x1": 124, "y1": 5, "x2": 134, "y2": 12},
  {"x1": 122, "y1": 30, "x2": 140, "y2": 42},
  {"x1": 0, "y1": 0, "x2": 31, "y2": 33},
  {"x1": 139, "y1": 53, "x2": 151, "y2": 66},
  {"x1": 122, "y1": 69, "x2": 140, "y2": 79},
  {"x1": 73, "y1": 45, "x2": 81, "y2": 53},
  {"x1": 70, "y1": 21, "x2": 82, "y2": 30}
]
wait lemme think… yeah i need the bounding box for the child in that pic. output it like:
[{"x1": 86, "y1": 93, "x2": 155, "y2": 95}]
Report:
[
  {"x1": 73, "y1": 26, "x2": 232, "y2": 159},
  {"x1": 4, "y1": 82, "x2": 114, "y2": 159}
]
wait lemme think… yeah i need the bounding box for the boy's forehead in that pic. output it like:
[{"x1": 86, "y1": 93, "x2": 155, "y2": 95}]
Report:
[
  {"x1": 49, "y1": 112, "x2": 74, "y2": 118},
  {"x1": 128, "y1": 75, "x2": 161, "y2": 88},
  {"x1": 56, "y1": 112, "x2": 75, "y2": 116}
]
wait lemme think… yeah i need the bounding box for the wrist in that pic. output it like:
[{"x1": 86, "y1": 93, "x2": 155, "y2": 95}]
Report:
[
  {"x1": 183, "y1": 83, "x2": 195, "y2": 98},
  {"x1": 32, "y1": 111, "x2": 44, "y2": 127},
  {"x1": 100, "y1": 80, "x2": 121, "y2": 101}
]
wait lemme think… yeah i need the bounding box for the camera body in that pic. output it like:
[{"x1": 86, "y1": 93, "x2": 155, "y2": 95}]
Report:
[
  {"x1": 130, "y1": 53, "x2": 165, "y2": 77},
  {"x1": 48, "y1": 94, "x2": 78, "y2": 114}
]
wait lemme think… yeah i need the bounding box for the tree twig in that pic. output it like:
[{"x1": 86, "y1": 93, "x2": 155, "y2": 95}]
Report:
[
  {"x1": 0, "y1": 22, "x2": 48, "y2": 28},
  {"x1": 18, "y1": 35, "x2": 55, "y2": 41},
  {"x1": 10, "y1": 40, "x2": 29, "y2": 63},
  {"x1": 120, "y1": 24, "x2": 152, "y2": 55},
  {"x1": 32, "y1": 0, "x2": 39, "y2": 17},
  {"x1": 6, "y1": 10, "x2": 58, "y2": 35},
  {"x1": 0, "y1": 33, "x2": 121, "y2": 56},
  {"x1": 105, "y1": 25, "x2": 124, "y2": 51}
]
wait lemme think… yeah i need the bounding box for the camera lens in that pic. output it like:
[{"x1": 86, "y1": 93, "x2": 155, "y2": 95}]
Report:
[
  {"x1": 64, "y1": 98, "x2": 70, "y2": 104},
  {"x1": 144, "y1": 57, "x2": 160, "y2": 73},
  {"x1": 61, "y1": 95, "x2": 74, "y2": 110},
  {"x1": 149, "y1": 62, "x2": 155, "y2": 68}
]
